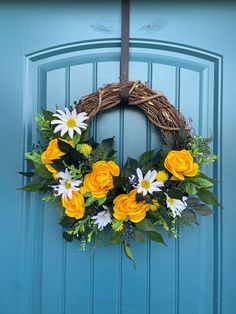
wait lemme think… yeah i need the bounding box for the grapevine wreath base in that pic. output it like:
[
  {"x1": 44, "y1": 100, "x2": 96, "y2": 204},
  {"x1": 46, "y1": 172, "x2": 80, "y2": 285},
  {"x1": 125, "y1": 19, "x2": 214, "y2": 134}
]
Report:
[{"x1": 20, "y1": 80, "x2": 220, "y2": 264}]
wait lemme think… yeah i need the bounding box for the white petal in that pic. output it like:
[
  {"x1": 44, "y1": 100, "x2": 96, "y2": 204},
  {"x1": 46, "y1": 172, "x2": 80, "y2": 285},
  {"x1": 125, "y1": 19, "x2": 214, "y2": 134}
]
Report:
[
  {"x1": 71, "y1": 186, "x2": 79, "y2": 192},
  {"x1": 51, "y1": 119, "x2": 65, "y2": 125},
  {"x1": 68, "y1": 189, "x2": 72, "y2": 199},
  {"x1": 53, "y1": 113, "x2": 66, "y2": 121},
  {"x1": 68, "y1": 128, "x2": 74, "y2": 139},
  {"x1": 60, "y1": 127, "x2": 68, "y2": 137},
  {"x1": 148, "y1": 186, "x2": 160, "y2": 194},
  {"x1": 77, "y1": 112, "x2": 89, "y2": 120},
  {"x1": 136, "y1": 168, "x2": 143, "y2": 180},
  {"x1": 72, "y1": 180, "x2": 82, "y2": 186},
  {"x1": 71, "y1": 109, "x2": 78, "y2": 118},
  {"x1": 144, "y1": 170, "x2": 151, "y2": 181},
  {"x1": 65, "y1": 107, "x2": 71, "y2": 116},
  {"x1": 152, "y1": 181, "x2": 164, "y2": 188},
  {"x1": 55, "y1": 110, "x2": 67, "y2": 119},
  {"x1": 54, "y1": 124, "x2": 64, "y2": 133},
  {"x1": 137, "y1": 186, "x2": 143, "y2": 194},
  {"x1": 77, "y1": 122, "x2": 87, "y2": 129},
  {"x1": 143, "y1": 189, "x2": 147, "y2": 196},
  {"x1": 74, "y1": 127, "x2": 82, "y2": 135},
  {"x1": 148, "y1": 170, "x2": 157, "y2": 183}
]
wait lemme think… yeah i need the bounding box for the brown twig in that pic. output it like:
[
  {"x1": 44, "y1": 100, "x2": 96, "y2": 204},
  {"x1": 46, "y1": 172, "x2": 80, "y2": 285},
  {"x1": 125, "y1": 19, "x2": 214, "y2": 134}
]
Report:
[{"x1": 75, "y1": 80, "x2": 191, "y2": 139}]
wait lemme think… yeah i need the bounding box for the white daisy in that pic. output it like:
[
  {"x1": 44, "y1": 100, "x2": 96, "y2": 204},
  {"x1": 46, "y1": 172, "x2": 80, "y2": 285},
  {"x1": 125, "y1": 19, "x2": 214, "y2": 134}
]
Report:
[
  {"x1": 165, "y1": 194, "x2": 188, "y2": 218},
  {"x1": 91, "y1": 209, "x2": 112, "y2": 231},
  {"x1": 136, "y1": 168, "x2": 164, "y2": 196},
  {"x1": 51, "y1": 108, "x2": 88, "y2": 139},
  {"x1": 52, "y1": 168, "x2": 82, "y2": 199}
]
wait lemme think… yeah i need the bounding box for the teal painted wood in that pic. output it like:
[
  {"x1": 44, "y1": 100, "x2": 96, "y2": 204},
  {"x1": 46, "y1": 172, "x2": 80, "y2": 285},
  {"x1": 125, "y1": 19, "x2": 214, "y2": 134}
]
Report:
[{"x1": 0, "y1": 2, "x2": 235, "y2": 314}]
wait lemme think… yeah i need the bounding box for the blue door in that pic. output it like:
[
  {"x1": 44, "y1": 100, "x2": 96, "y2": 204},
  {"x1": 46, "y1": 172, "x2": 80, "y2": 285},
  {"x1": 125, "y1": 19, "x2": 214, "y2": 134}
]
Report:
[{"x1": 0, "y1": 2, "x2": 235, "y2": 314}]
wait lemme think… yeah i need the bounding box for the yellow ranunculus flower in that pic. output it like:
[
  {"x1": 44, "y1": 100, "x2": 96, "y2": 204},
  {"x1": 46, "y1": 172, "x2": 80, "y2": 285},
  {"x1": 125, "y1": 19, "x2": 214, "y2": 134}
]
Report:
[
  {"x1": 62, "y1": 191, "x2": 85, "y2": 219},
  {"x1": 79, "y1": 186, "x2": 87, "y2": 196},
  {"x1": 113, "y1": 189, "x2": 150, "y2": 223},
  {"x1": 79, "y1": 144, "x2": 92, "y2": 156},
  {"x1": 83, "y1": 161, "x2": 120, "y2": 199},
  {"x1": 164, "y1": 150, "x2": 199, "y2": 181},
  {"x1": 156, "y1": 170, "x2": 169, "y2": 183},
  {"x1": 41, "y1": 138, "x2": 73, "y2": 174},
  {"x1": 149, "y1": 199, "x2": 160, "y2": 212}
]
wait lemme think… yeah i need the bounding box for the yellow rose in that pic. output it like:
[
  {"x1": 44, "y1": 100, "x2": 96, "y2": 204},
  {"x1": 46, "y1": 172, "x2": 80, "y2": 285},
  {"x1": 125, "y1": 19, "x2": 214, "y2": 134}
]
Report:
[
  {"x1": 41, "y1": 138, "x2": 65, "y2": 164},
  {"x1": 113, "y1": 189, "x2": 150, "y2": 223},
  {"x1": 62, "y1": 191, "x2": 85, "y2": 219},
  {"x1": 84, "y1": 161, "x2": 120, "y2": 199},
  {"x1": 41, "y1": 138, "x2": 73, "y2": 174},
  {"x1": 164, "y1": 150, "x2": 199, "y2": 181}
]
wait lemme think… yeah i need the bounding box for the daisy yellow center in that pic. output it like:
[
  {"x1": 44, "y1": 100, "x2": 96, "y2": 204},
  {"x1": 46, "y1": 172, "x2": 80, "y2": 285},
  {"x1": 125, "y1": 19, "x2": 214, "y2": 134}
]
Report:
[
  {"x1": 168, "y1": 198, "x2": 175, "y2": 205},
  {"x1": 141, "y1": 180, "x2": 151, "y2": 189},
  {"x1": 156, "y1": 171, "x2": 169, "y2": 182},
  {"x1": 64, "y1": 181, "x2": 71, "y2": 189},
  {"x1": 66, "y1": 118, "x2": 76, "y2": 128}
]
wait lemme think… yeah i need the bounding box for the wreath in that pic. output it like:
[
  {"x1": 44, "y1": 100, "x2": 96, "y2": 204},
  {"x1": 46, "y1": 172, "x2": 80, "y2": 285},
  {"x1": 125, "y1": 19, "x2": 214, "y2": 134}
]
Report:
[{"x1": 20, "y1": 80, "x2": 220, "y2": 264}]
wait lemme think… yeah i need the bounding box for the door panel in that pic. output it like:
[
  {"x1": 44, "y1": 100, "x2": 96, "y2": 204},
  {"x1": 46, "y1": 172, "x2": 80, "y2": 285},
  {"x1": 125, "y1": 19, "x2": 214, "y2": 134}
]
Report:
[
  {"x1": 0, "y1": 2, "x2": 235, "y2": 314},
  {"x1": 24, "y1": 42, "x2": 218, "y2": 314}
]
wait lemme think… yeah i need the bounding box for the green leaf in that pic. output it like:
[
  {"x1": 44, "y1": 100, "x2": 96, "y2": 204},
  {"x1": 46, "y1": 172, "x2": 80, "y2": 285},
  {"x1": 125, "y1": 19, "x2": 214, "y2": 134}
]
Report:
[
  {"x1": 147, "y1": 231, "x2": 166, "y2": 245},
  {"x1": 84, "y1": 192, "x2": 91, "y2": 197},
  {"x1": 51, "y1": 159, "x2": 65, "y2": 172},
  {"x1": 136, "y1": 218, "x2": 157, "y2": 232},
  {"x1": 159, "y1": 205, "x2": 172, "y2": 230},
  {"x1": 167, "y1": 188, "x2": 183, "y2": 200},
  {"x1": 188, "y1": 177, "x2": 213, "y2": 188},
  {"x1": 107, "y1": 149, "x2": 117, "y2": 161},
  {"x1": 63, "y1": 231, "x2": 74, "y2": 242},
  {"x1": 18, "y1": 171, "x2": 34, "y2": 177},
  {"x1": 163, "y1": 133, "x2": 175, "y2": 146},
  {"x1": 123, "y1": 157, "x2": 139, "y2": 178},
  {"x1": 133, "y1": 228, "x2": 145, "y2": 243},
  {"x1": 197, "y1": 172, "x2": 217, "y2": 184},
  {"x1": 178, "y1": 126, "x2": 187, "y2": 147},
  {"x1": 80, "y1": 129, "x2": 90, "y2": 143},
  {"x1": 139, "y1": 150, "x2": 154, "y2": 165},
  {"x1": 35, "y1": 164, "x2": 52, "y2": 179},
  {"x1": 97, "y1": 197, "x2": 106, "y2": 206},
  {"x1": 194, "y1": 204, "x2": 213, "y2": 216},
  {"x1": 182, "y1": 209, "x2": 198, "y2": 225},
  {"x1": 186, "y1": 197, "x2": 199, "y2": 207},
  {"x1": 112, "y1": 219, "x2": 124, "y2": 232},
  {"x1": 25, "y1": 152, "x2": 42, "y2": 164},
  {"x1": 102, "y1": 137, "x2": 114, "y2": 148},
  {"x1": 72, "y1": 134, "x2": 81, "y2": 146},
  {"x1": 42, "y1": 109, "x2": 54, "y2": 122},
  {"x1": 113, "y1": 176, "x2": 125, "y2": 188},
  {"x1": 136, "y1": 192, "x2": 145, "y2": 203},
  {"x1": 124, "y1": 243, "x2": 135, "y2": 267},
  {"x1": 108, "y1": 231, "x2": 123, "y2": 245},
  {"x1": 57, "y1": 139, "x2": 73, "y2": 154},
  {"x1": 184, "y1": 182, "x2": 197, "y2": 195},
  {"x1": 60, "y1": 216, "x2": 76, "y2": 228},
  {"x1": 84, "y1": 196, "x2": 96, "y2": 207},
  {"x1": 198, "y1": 189, "x2": 222, "y2": 207},
  {"x1": 18, "y1": 182, "x2": 44, "y2": 192}
]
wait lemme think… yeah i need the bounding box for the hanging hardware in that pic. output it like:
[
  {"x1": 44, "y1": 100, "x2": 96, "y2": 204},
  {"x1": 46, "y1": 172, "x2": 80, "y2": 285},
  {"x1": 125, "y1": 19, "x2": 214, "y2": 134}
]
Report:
[{"x1": 120, "y1": 0, "x2": 130, "y2": 106}]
